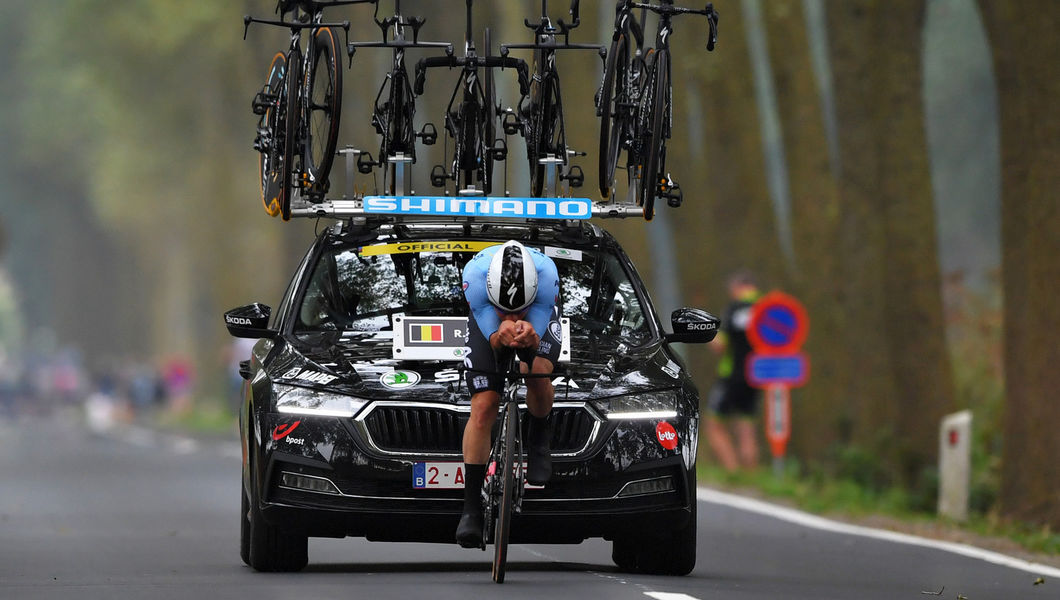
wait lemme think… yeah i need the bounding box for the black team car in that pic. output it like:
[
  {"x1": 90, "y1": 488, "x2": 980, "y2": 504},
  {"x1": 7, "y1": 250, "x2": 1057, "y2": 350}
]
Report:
[{"x1": 225, "y1": 213, "x2": 719, "y2": 574}]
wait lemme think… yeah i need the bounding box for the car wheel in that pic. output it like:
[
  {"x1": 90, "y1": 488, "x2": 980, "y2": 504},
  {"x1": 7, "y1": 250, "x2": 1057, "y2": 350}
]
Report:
[
  {"x1": 240, "y1": 481, "x2": 251, "y2": 567},
  {"x1": 613, "y1": 500, "x2": 697, "y2": 576},
  {"x1": 247, "y1": 456, "x2": 309, "y2": 572},
  {"x1": 611, "y1": 537, "x2": 637, "y2": 572}
]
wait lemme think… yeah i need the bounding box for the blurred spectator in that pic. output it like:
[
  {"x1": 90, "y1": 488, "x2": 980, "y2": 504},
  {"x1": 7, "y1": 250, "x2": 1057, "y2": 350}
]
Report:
[
  {"x1": 705, "y1": 270, "x2": 762, "y2": 472},
  {"x1": 162, "y1": 356, "x2": 194, "y2": 415},
  {"x1": 85, "y1": 373, "x2": 122, "y2": 433}
]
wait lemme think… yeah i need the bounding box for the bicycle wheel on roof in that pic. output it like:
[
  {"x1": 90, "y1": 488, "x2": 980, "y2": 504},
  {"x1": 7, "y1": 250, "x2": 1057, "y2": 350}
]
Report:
[
  {"x1": 258, "y1": 52, "x2": 288, "y2": 218},
  {"x1": 303, "y1": 26, "x2": 343, "y2": 195}
]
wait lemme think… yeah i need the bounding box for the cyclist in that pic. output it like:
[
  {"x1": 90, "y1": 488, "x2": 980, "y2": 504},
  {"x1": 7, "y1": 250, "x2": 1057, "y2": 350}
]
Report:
[{"x1": 456, "y1": 240, "x2": 562, "y2": 548}]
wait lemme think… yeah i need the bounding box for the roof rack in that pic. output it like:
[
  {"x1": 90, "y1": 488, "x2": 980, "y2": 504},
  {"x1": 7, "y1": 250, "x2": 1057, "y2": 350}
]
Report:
[
  {"x1": 287, "y1": 145, "x2": 645, "y2": 222},
  {"x1": 289, "y1": 195, "x2": 644, "y2": 221}
]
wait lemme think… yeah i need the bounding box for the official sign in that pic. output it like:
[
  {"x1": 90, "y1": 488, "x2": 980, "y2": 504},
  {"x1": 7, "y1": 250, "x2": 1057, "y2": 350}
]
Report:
[
  {"x1": 392, "y1": 315, "x2": 571, "y2": 362},
  {"x1": 363, "y1": 196, "x2": 593, "y2": 220}
]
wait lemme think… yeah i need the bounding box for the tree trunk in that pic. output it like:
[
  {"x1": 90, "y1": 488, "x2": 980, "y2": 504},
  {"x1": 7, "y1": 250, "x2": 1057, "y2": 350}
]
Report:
[
  {"x1": 977, "y1": 1, "x2": 1060, "y2": 529},
  {"x1": 762, "y1": 0, "x2": 848, "y2": 462},
  {"x1": 827, "y1": 0, "x2": 955, "y2": 486}
]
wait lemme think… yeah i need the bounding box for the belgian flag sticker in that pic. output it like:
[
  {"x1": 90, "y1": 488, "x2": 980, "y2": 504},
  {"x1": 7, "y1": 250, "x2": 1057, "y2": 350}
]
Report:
[{"x1": 410, "y1": 324, "x2": 443, "y2": 343}]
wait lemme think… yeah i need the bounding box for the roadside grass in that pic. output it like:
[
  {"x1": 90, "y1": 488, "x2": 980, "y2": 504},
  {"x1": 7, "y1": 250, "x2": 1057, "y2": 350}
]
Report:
[
  {"x1": 698, "y1": 462, "x2": 1060, "y2": 557},
  {"x1": 154, "y1": 398, "x2": 237, "y2": 436}
]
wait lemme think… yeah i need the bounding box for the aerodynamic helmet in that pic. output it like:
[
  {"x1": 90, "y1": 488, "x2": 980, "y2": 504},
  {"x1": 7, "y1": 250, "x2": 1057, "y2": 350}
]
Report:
[{"x1": 486, "y1": 241, "x2": 538, "y2": 313}]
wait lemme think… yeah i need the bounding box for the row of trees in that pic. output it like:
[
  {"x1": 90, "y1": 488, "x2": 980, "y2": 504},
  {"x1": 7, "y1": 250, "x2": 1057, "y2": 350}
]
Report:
[{"x1": 0, "y1": 1, "x2": 1056, "y2": 527}]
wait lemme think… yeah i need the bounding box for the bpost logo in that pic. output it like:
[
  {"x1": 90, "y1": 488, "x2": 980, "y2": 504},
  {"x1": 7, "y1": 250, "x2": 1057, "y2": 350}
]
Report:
[
  {"x1": 380, "y1": 370, "x2": 421, "y2": 389},
  {"x1": 272, "y1": 421, "x2": 301, "y2": 441},
  {"x1": 656, "y1": 422, "x2": 679, "y2": 450}
]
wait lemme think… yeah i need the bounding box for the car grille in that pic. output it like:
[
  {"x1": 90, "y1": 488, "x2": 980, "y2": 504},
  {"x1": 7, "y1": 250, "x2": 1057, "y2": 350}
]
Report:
[{"x1": 359, "y1": 403, "x2": 600, "y2": 457}]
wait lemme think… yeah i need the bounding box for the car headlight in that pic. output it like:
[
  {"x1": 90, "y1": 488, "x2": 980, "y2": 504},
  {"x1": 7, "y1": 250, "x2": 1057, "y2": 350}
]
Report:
[
  {"x1": 273, "y1": 384, "x2": 368, "y2": 418},
  {"x1": 592, "y1": 390, "x2": 679, "y2": 420}
]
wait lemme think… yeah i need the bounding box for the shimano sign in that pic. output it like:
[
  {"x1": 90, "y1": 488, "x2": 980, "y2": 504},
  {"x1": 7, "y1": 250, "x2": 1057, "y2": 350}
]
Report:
[{"x1": 363, "y1": 196, "x2": 592, "y2": 220}]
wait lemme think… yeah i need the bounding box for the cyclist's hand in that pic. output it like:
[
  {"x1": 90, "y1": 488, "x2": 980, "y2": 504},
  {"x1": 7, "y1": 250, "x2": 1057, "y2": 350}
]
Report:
[
  {"x1": 493, "y1": 320, "x2": 519, "y2": 349},
  {"x1": 512, "y1": 321, "x2": 539, "y2": 348}
]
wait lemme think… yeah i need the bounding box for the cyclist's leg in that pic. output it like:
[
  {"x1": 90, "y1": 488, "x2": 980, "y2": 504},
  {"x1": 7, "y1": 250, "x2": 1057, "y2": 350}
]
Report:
[
  {"x1": 522, "y1": 306, "x2": 562, "y2": 418},
  {"x1": 457, "y1": 318, "x2": 504, "y2": 547},
  {"x1": 523, "y1": 308, "x2": 562, "y2": 485}
]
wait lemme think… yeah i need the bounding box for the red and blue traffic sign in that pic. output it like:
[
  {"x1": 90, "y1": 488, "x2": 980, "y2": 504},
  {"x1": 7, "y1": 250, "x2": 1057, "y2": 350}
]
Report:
[{"x1": 747, "y1": 291, "x2": 809, "y2": 354}]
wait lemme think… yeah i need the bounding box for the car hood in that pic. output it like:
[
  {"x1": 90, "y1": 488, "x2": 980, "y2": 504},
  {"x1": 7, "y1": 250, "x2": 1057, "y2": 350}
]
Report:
[{"x1": 266, "y1": 331, "x2": 686, "y2": 404}]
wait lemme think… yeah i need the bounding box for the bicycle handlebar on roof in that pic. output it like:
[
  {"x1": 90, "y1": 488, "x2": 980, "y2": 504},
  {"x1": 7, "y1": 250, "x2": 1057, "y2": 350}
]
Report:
[{"x1": 414, "y1": 55, "x2": 531, "y2": 97}]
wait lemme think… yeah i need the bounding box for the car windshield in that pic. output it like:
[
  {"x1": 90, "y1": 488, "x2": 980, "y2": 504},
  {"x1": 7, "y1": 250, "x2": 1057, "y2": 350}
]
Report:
[{"x1": 294, "y1": 241, "x2": 654, "y2": 349}]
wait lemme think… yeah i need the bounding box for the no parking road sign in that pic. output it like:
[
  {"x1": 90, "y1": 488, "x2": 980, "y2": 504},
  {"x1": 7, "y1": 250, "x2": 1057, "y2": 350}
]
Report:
[
  {"x1": 747, "y1": 291, "x2": 809, "y2": 355},
  {"x1": 745, "y1": 291, "x2": 811, "y2": 470}
]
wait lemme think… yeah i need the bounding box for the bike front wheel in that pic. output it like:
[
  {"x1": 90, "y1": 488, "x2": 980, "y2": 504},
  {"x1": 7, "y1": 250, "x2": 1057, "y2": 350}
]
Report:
[
  {"x1": 491, "y1": 403, "x2": 519, "y2": 583},
  {"x1": 640, "y1": 50, "x2": 669, "y2": 221},
  {"x1": 259, "y1": 52, "x2": 288, "y2": 217},
  {"x1": 598, "y1": 33, "x2": 629, "y2": 200},
  {"x1": 303, "y1": 26, "x2": 343, "y2": 197},
  {"x1": 280, "y1": 51, "x2": 302, "y2": 221}
]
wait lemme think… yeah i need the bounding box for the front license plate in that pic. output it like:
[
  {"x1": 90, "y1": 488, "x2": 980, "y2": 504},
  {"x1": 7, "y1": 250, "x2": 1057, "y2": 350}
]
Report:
[
  {"x1": 413, "y1": 462, "x2": 465, "y2": 489},
  {"x1": 412, "y1": 461, "x2": 545, "y2": 489}
]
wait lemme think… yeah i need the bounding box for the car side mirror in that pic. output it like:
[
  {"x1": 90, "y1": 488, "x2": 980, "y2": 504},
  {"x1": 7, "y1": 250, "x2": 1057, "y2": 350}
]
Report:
[
  {"x1": 224, "y1": 303, "x2": 279, "y2": 339},
  {"x1": 664, "y1": 307, "x2": 720, "y2": 343}
]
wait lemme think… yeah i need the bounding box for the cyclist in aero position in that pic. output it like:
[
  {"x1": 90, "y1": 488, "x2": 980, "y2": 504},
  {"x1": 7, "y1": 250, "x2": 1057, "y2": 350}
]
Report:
[{"x1": 456, "y1": 241, "x2": 562, "y2": 548}]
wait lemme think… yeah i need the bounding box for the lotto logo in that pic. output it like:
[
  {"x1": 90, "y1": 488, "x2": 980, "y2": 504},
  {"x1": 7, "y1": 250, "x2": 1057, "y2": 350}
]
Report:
[{"x1": 656, "y1": 422, "x2": 678, "y2": 450}]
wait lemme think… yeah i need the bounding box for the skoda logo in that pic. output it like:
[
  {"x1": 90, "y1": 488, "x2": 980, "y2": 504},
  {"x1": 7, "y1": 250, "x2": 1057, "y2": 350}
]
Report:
[{"x1": 380, "y1": 370, "x2": 421, "y2": 389}]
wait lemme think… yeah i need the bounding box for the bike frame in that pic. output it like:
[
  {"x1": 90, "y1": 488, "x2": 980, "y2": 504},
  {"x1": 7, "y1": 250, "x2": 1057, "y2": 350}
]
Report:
[
  {"x1": 348, "y1": 0, "x2": 451, "y2": 194},
  {"x1": 244, "y1": 0, "x2": 358, "y2": 204},
  {"x1": 415, "y1": 0, "x2": 529, "y2": 195},
  {"x1": 502, "y1": 0, "x2": 604, "y2": 196}
]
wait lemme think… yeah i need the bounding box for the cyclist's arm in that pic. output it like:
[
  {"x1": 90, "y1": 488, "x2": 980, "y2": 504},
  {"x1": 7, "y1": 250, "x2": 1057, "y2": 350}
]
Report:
[
  {"x1": 463, "y1": 253, "x2": 501, "y2": 339},
  {"x1": 524, "y1": 256, "x2": 561, "y2": 337}
]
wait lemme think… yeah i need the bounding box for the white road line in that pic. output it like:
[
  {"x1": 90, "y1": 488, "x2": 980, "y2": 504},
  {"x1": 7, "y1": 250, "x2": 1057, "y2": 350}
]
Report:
[
  {"x1": 699, "y1": 486, "x2": 1060, "y2": 578},
  {"x1": 645, "y1": 593, "x2": 701, "y2": 600}
]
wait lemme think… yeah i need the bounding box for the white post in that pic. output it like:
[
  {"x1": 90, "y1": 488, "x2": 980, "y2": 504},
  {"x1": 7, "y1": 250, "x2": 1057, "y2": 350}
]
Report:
[{"x1": 938, "y1": 410, "x2": 972, "y2": 521}]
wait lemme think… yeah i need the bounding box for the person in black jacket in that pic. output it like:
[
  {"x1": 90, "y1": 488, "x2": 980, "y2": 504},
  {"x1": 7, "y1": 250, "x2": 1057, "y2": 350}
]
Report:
[{"x1": 705, "y1": 270, "x2": 762, "y2": 471}]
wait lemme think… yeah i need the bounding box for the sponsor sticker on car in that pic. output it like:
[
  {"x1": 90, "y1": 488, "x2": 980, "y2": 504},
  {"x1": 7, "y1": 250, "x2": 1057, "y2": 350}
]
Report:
[{"x1": 656, "y1": 422, "x2": 679, "y2": 450}]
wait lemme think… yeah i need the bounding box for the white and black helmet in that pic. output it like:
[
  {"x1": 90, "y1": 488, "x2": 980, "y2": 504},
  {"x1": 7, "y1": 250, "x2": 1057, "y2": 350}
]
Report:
[{"x1": 486, "y1": 241, "x2": 538, "y2": 313}]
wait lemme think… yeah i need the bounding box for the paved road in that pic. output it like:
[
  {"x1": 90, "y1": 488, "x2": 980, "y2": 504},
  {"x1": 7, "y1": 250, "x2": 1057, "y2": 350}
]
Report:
[{"x1": 0, "y1": 415, "x2": 1053, "y2": 600}]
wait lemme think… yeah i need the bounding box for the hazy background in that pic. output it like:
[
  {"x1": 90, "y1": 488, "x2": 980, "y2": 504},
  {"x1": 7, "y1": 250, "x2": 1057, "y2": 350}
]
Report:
[{"x1": 0, "y1": 1, "x2": 1056, "y2": 530}]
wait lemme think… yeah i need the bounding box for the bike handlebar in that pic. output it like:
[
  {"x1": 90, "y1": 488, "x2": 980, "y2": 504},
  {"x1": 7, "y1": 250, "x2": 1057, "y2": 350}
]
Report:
[
  {"x1": 629, "y1": 2, "x2": 718, "y2": 51},
  {"x1": 414, "y1": 55, "x2": 530, "y2": 97},
  {"x1": 243, "y1": 14, "x2": 350, "y2": 40}
]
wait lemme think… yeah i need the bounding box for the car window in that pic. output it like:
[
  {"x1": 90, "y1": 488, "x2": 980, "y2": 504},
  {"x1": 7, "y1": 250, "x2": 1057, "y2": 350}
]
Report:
[{"x1": 294, "y1": 242, "x2": 653, "y2": 347}]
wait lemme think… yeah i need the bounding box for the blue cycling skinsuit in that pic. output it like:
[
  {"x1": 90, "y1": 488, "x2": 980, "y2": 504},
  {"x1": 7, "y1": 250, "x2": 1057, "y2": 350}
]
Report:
[{"x1": 461, "y1": 244, "x2": 562, "y2": 394}]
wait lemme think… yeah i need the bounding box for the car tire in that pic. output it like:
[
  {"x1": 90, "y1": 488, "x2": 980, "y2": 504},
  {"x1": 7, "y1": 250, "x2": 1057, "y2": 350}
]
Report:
[
  {"x1": 612, "y1": 500, "x2": 697, "y2": 576},
  {"x1": 611, "y1": 538, "x2": 637, "y2": 572},
  {"x1": 240, "y1": 481, "x2": 251, "y2": 567},
  {"x1": 247, "y1": 455, "x2": 309, "y2": 572}
]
